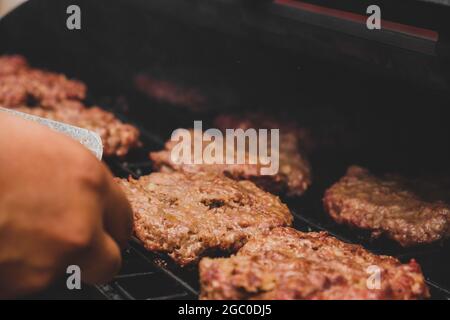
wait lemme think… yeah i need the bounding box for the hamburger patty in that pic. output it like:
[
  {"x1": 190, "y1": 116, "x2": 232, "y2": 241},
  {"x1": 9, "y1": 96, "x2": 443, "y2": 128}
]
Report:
[
  {"x1": 199, "y1": 227, "x2": 430, "y2": 300},
  {"x1": 0, "y1": 55, "x2": 28, "y2": 76},
  {"x1": 323, "y1": 166, "x2": 450, "y2": 246},
  {"x1": 13, "y1": 106, "x2": 140, "y2": 157},
  {"x1": 0, "y1": 56, "x2": 86, "y2": 108},
  {"x1": 115, "y1": 171, "x2": 293, "y2": 266},
  {"x1": 0, "y1": 55, "x2": 140, "y2": 157},
  {"x1": 150, "y1": 114, "x2": 312, "y2": 197}
]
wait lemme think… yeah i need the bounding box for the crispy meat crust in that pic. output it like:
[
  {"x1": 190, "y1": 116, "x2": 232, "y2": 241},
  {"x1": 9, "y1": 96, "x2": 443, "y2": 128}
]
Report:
[
  {"x1": 115, "y1": 172, "x2": 293, "y2": 266},
  {"x1": 150, "y1": 114, "x2": 312, "y2": 197},
  {"x1": 13, "y1": 106, "x2": 140, "y2": 157},
  {"x1": 199, "y1": 227, "x2": 430, "y2": 300},
  {"x1": 324, "y1": 166, "x2": 450, "y2": 247},
  {"x1": 0, "y1": 55, "x2": 140, "y2": 156},
  {"x1": 0, "y1": 67, "x2": 86, "y2": 108},
  {"x1": 0, "y1": 55, "x2": 28, "y2": 76},
  {"x1": 215, "y1": 114, "x2": 312, "y2": 196}
]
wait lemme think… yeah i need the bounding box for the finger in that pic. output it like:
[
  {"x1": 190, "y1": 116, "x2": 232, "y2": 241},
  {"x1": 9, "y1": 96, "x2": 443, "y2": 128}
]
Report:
[
  {"x1": 102, "y1": 171, "x2": 134, "y2": 249},
  {"x1": 75, "y1": 232, "x2": 122, "y2": 285},
  {"x1": 0, "y1": 262, "x2": 54, "y2": 299}
]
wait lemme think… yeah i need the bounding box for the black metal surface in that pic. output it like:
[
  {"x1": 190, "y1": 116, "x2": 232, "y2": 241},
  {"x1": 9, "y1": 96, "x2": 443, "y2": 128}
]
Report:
[
  {"x1": 270, "y1": 1, "x2": 438, "y2": 55},
  {"x1": 2, "y1": 0, "x2": 450, "y2": 93}
]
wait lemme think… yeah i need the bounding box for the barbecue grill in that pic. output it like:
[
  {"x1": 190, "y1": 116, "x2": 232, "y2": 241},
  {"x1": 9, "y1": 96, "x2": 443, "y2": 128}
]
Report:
[{"x1": 1, "y1": 0, "x2": 449, "y2": 300}]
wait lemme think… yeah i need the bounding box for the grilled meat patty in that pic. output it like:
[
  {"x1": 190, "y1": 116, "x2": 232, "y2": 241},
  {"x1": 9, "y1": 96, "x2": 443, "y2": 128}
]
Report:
[
  {"x1": 150, "y1": 114, "x2": 312, "y2": 197},
  {"x1": 199, "y1": 227, "x2": 430, "y2": 300},
  {"x1": 324, "y1": 166, "x2": 450, "y2": 247},
  {"x1": 0, "y1": 55, "x2": 86, "y2": 108},
  {"x1": 215, "y1": 114, "x2": 312, "y2": 196},
  {"x1": 115, "y1": 171, "x2": 293, "y2": 266},
  {"x1": 0, "y1": 55, "x2": 28, "y2": 76},
  {"x1": 0, "y1": 55, "x2": 140, "y2": 156},
  {"x1": 12, "y1": 106, "x2": 140, "y2": 157}
]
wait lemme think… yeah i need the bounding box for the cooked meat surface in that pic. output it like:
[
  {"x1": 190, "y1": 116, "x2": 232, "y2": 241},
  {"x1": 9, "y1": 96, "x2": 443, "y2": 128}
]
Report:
[
  {"x1": 0, "y1": 57, "x2": 86, "y2": 108},
  {"x1": 13, "y1": 106, "x2": 140, "y2": 157},
  {"x1": 150, "y1": 114, "x2": 312, "y2": 197},
  {"x1": 199, "y1": 227, "x2": 430, "y2": 300},
  {"x1": 215, "y1": 113, "x2": 312, "y2": 196},
  {"x1": 0, "y1": 55, "x2": 140, "y2": 156},
  {"x1": 324, "y1": 166, "x2": 450, "y2": 246},
  {"x1": 115, "y1": 172, "x2": 293, "y2": 266},
  {"x1": 0, "y1": 55, "x2": 28, "y2": 76}
]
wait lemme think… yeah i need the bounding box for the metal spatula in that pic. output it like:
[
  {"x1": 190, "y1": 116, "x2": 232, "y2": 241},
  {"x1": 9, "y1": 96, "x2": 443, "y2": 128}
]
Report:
[{"x1": 0, "y1": 106, "x2": 103, "y2": 160}]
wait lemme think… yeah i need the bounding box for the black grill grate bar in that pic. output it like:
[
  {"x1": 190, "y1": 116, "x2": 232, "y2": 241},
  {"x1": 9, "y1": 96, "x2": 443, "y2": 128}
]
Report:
[
  {"x1": 95, "y1": 284, "x2": 126, "y2": 300},
  {"x1": 114, "y1": 272, "x2": 157, "y2": 279},
  {"x1": 147, "y1": 292, "x2": 190, "y2": 301},
  {"x1": 130, "y1": 245, "x2": 199, "y2": 297},
  {"x1": 112, "y1": 283, "x2": 137, "y2": 300},
  {"x1": 426, "y1": 280, "x2": 450, "y2": 298}
]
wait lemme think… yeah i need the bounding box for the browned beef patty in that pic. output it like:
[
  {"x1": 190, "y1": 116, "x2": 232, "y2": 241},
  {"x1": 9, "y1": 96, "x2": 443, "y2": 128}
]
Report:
[
  {"x1": 0, "y1": 55, "x2": 28, "y2": 76},
  {"x1": 0, "y1": 55, "x2": 140, "y2": 157},
  {"x1": 324, "y1": 166, "x2": 450, "y2": 247},
  {"x1": 150, "y1": 114, "x2": 312, "y2": 197},
  {"x1": 199, "y1": 227, "x2": 430, "y2": 300},
  {"x1": 13, "y1": 106, "x2": 140, "y2": 157},
  {"x1": 0, "y1": 56, "x2": 86, "y2": 108},
  {"x1": 115, "y1": 172, "x2": 293, "y2": 266},
  {"x1": 215, "y1": 114, "x2": 312, "y2": 196}
]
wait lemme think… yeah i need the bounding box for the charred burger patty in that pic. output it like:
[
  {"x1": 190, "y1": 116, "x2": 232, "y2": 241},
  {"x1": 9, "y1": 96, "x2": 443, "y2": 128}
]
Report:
[
  {"x1": 200, "y1": 227, "x2": 429, "y2": 300},
  {"x1": 324, "y1": 166, "x2": 450, "y2": 246},
  {"x1": 115, "y1": 171, "x2": 293, "y2": 266}
]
